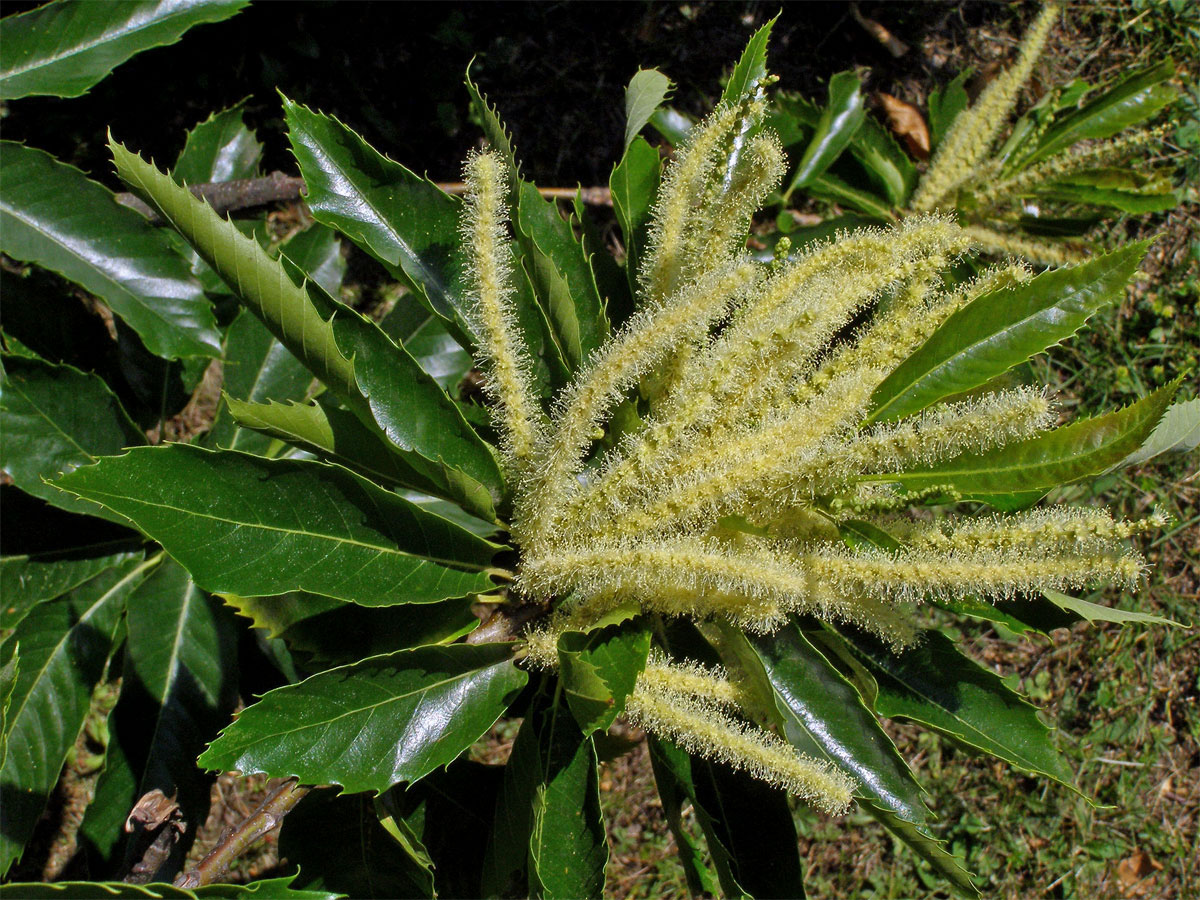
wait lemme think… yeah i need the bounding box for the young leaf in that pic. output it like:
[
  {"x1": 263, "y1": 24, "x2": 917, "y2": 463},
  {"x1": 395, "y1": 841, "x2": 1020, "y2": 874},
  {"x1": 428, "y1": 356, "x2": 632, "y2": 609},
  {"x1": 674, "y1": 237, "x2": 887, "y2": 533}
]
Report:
[
  {"x1": 0, "y1": 356, "x2": 145, "y2": 523},
  {"x1": 624, "y1": 69, "x2": 673, "y2": 151},
  {"x1": 55, "y1": 444, "x2": 502, "y2": 606},
  {"x1": 0, "y1": 142, "x2": 220, "y2": 359},
  {"x1": 199, "y1": 643, "x2": 528, "y2": 793},
  {"x1": 720, "y1": 16, "x2": 776, "y2": 105},
  {"x1": 1026, "y1": 60, "x2": 1177, "y2": 165},
  {"x1": 785, "y1": 71, "x2": 867, "y2": 195},
  {"x1": 0, "y1": 0, "x2": 248, "y2": 100},
  {"x1": 870, "y1": 241, "x2": 1150, "y2": 422},
  {"x1": 0, "y1": 554, "x2": 156, "y2": 876},
  {"x1": 839, "y1": 627, "x2": 1073, "y2": 786},
  {"x1": 610, "y1": 137, "x2": 661, "y2": 303},
  {"x1": 173, "y1": 101, "x2": 263, "y2": 185},
  {"x1": 1112, "y1": 397, "x2": 1200, "y2": 469},
  {"x1": 1041, "y1": 589, "x2": 1184, "y2": 627},
  {"x1": 557, "y1": 618, "x2": 651, "y2": 736},
  {"x1": 880, "y1": 380, "x2": 1178, "y2": 500}
]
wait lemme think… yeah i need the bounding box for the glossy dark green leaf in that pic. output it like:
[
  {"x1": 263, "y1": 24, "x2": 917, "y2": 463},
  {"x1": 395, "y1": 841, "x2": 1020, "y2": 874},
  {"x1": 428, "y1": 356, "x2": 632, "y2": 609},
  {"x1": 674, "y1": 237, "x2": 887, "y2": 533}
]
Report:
[
  {"x1": 870, "y1": 241, "x2": 1150, "y2": 422},
  {"x1": 881, "y1": 380, "x2": 1178, "y2": 499},
  {"x1": 0, "y1": 875, "x2": 339, "y2": 898},
  {"x1": 56, "y1": 445, "x2": 501, "y2": 605},
  {"x1": 0, "y1": 0, "x2": 248, "y2": 100},
  {"x1": 206, "y1": 310, "x2": 313, "y2": 454},
  {"x1": 648, "y1": 106, "x2": 694, "y2": 146},
  {"x1": 721, "y1": 16, "x2": 776, "y2": 106},
  {"x1": 742, "y1": 624, "x2": 927, "y2": 823},
  {"x1": 173, "y1": 102, "x2": 262, "y2": 185},
  {"x1": 0, "y1": 356, "x2": 144, "y2": 522},
  {"x1": 557, "y1": 618, "x2": 651, "y2": 736},
  {"x1": 199, "y1": 643, "x2": 527, "y2": 793},
  {"x1": 281, "y1": 95, "x2": 472, "y2": 340},
  {"x1": 0, "y1": 142, "x2": 220, "y2": 359},
  {"x1": 927, "y1": 69, "x2": 971, "y2": 150},
  {"x1": 840, "y1": 627, "x2": 1073, "y2": 785},
  {"x1": 486, "y1": 690, "x2": 607, "y2": 899},
  {"x1": 0, "y1": 643, "x2": 16, "y2": 769},
  {"x1": 1027, "y1": 60, "x2": 1177, "y2": 165},
  {"x1": 0, "y1": 550, "x2": 140, "y2": 633},
  {"x1": 644, "y1": 737, "x2": 721, "y2": 896},
  {"x1": 610, "y1": 137, "x2": 661, "y2": 302},
  {"x1": 399, "y1": 314, "x2": 474, "y2": 391},
  {"x1": 120, "y1": 557, "x2": 239, "y2": 871},
  {"x1": 279, "y1": 788, "x2": 434, "y2": 899},
  {"x1": 624, "y1": 69, "x2": 672, "y2": 150},
  {"x1": 0, "y1": 553, "x2": 155, "y2": 876},
  {"x1": 515, "y1": 181, "x2": 610, "y2": 372},
  {"x1": 786, "y1": 71, "x2": 867, "y2": 195}
]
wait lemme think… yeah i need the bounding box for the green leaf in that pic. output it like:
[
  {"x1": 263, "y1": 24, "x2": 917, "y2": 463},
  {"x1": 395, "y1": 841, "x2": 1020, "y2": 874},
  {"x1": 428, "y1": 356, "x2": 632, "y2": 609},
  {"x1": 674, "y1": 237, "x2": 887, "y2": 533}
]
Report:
[
  {"x1": 0, "y1": 142, "x2": 220, "y2": 359},
  {"x1": 786, "y1": 71, "x2": 867, "y2": 195},
  {"x1": 278, "y1": 223, "x2": 347, "y2": 299},
  {"x1": 0, "y1": 875, "x2": 340, "y2": 898},
  {"x1": 486, "y1": 690, "x2": 607, "y2": 899},
  {"x1": 206, "y1": 310, "x2": 313, "y2": 454},
  {"x1": 720, "y1": 16, "x2": 776, "y2": 106},
  {"x1": 199, "y1": 643, "x2": 527, "y2": 793},
  {"x1": 0, "y1": 643, "x2": 17, "y2": 769},
  {"x1": 173, "y1": 101, "x2": 262, "y2": 185},
  {"x1": 111, "y1": 136, "x2": 504, "y2": 512},
  {"x1": 868, "y1": 806, "x2": 979, "y2": 898},
  {"x1": 557, "y1": 618, "x2": 651, "y2": 736},
  {"x1": 806, "y1": 170, "x2": 894, "y2": 219},
  {"x1": 121, "y1": 557, "x2": 239, "y2": 870},
  {"x1": 55, "y1": 444, "x2": 501, "y2": 606},
  {"x1": 1, "y1": 549, "x2": 140, "y2": 633},
  {"x1": 643, "y1": 737, "x2": 720, "y2": 897},
  {"x1": 840, "y1": 627, "x2": 1073, "y2": 786},
  {"x1": 515, "y1": 181, "x2": 610, "y2": 371},
  {"x1": 278, "y1": 788, "x2": 435, "y2": 899},
  {"x1": 281, "y1": 95, "x2": 469, "y2": 336},
  {"x1": 870, "y1": 241, "x2": 1150, "y2": 422},
  {"x1": 225, "y1": 593, "x2": 477, "y2": 669},
  {"x1": 1034, "y1": 183, "x2": 1177, "y2": 214},
  {"x1": 1041, "y1": 589, "x2": 1184, "y2": 627},
  {"x1": 1027, "y1": 60, "x2": 1177, "y2": 165},
  {"x1": 0, "y1": 554, "x2": 155, "y2": 876},
  {"x1": 224, "y1": 397, "x2": 445, "y2": 494},
  {"x1": 610, "y1": 137, "x2": 661, "y2": 304},
  {"x1": 399, "y1": 313, "x2": 474, "y2": 391},
  {"x1": 742, "y1": 623, "x2": 928, "y2": 824},
  {"x1": 881, "y1": 380, "x2": 1179, "y2": 500},
  {"x1": 0, "y1": 356, "x2": 144, "y2": 522},
  {"x1": 624, "y1": 69, "x2": 673, "y2": 150},
  {"x1": 0, "y1": 0, "x2": 248, "y2": 100},
  {"x1": 648, "y1": 106, "x2": 694, "y2": 146},
  {"x1": 1113, "y1": 397, "x2": 1200, "y2": 469},
  {"x1": 928, "y1": 69, "x2": 971, "y2": 150}
]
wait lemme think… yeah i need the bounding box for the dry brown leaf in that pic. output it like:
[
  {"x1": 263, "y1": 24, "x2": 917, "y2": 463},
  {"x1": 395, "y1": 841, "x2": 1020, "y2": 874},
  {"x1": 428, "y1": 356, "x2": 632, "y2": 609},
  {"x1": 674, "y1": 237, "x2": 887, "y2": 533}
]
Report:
[
  {"x1": 878, "y1": 92, "x2": 931, "y2": 160},
  {"x1": 1117, "y1": 850, "x2": 1163, "y2": 895}
]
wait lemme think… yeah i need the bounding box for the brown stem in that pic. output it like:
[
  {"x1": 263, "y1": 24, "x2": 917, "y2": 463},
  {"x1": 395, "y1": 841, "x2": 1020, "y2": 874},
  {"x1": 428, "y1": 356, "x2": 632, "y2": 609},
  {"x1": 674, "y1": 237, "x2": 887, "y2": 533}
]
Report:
[
  {"x1": 115, "y1": 174, "x2": 613, "y2": 223},
  {"x1": 173, "y1": 778, "x2": 310, "y2": 889}
]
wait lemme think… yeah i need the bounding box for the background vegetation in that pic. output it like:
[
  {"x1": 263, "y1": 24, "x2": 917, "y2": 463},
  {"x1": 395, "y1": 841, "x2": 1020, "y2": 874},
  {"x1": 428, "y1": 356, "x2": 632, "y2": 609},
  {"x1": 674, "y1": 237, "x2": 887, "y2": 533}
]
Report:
[{"x1": 2, "y1": 2, "x2": 1196, "y2": 898}]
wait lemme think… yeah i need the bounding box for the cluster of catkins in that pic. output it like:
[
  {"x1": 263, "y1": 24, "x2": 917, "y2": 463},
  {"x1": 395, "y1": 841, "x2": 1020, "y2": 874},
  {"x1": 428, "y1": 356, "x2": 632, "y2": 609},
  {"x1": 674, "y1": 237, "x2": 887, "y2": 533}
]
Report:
[{"x1": 456, "y1": 82, "x2": 1156, "y2": 811}]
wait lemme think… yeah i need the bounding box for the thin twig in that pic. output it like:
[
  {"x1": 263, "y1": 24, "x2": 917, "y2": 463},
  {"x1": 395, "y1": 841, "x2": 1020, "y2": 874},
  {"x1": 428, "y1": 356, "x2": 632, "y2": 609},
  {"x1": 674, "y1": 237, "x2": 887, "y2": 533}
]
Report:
[
  {"x1": 115, "y1": 174, "x2": 613, "y2": 224},
  {"x1": 173, "y1": 778, "x2": 310, "y2": 889}
]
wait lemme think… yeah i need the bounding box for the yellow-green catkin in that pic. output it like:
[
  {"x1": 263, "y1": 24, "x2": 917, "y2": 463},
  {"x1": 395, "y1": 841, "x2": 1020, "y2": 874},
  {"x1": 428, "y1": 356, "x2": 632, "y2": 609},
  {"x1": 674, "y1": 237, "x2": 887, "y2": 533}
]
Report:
[
  {"x1": 461, "y1": 150, "x2": 544, "y2": 475},
  {"x1": 626, "y1": 677, "x2": 855, "y2": 814},
  {"x1": 960, "y1": 225, "x2": 1087, "y2": 268},
  {"x1": 911, "y1": 3, "x2": 1060, "y2": 212}
]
